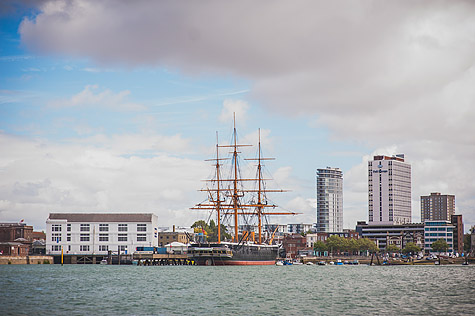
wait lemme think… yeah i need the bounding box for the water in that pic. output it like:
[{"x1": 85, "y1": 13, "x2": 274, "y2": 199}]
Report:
[{"x1": 1, "y1": 264, "x2": 474, "y2": 315}]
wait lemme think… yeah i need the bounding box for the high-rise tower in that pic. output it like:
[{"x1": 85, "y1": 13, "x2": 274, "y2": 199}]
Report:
[
  {"x1": 421, "y1": 192, "x2": 455, "y2": 222},
  {"x1": 368, "y1": 154, "x2": 411, "y2": 225},
  {"x1": 316, "y1": 167, "x2": 343, "y2": 232}
]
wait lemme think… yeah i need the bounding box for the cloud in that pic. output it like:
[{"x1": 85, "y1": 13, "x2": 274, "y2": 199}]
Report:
[
  {"x1": 17, "y1": 0, "x2": 475, "y2": 229},
  {"x1": 219, "y1": 99, "x2": 250, "y2": 124},
  {"x1": 48, "y1": 85, "x2": 145, "y2": 111},
  {"x1": 0, "y1": 132, "x2": 208, "y2": 230}
]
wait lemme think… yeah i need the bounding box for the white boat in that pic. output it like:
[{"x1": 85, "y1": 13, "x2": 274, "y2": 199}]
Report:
[
  {"x1": 275, "y1": 260, "x2": 284, "y2": 266},
  {"x1": 100, "y1": 259, "x2": 108, "y2": 265},
  {"x1": 329, "y1": 261, "x2": 335, "y2": 265},
  {"x1": 306, "y1": 262, "x2": 314, "y2": 265}
]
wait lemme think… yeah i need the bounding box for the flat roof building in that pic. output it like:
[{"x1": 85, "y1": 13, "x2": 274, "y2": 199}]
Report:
[
  {"x1": 368, "y1": 154, "x2": 412, "y2": 225},
  {"x1": 46, "y1": 213, "x2": 158, "y2": 256},
  {"x1": 421, "y1": 192, "x2": 455, "y2": 223}
]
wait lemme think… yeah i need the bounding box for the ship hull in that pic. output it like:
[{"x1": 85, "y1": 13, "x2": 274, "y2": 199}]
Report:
[{"x1": 188, "y1": 242, "x2": 279, "y2": 266}]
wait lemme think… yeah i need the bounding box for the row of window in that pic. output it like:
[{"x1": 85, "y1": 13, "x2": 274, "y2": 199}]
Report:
[
  {"x1": 51, "y1": 223, "x2": 148, "y2": 232},
  {"x1": 51, "y1": 233, "x2": 147, "y2": 242},
  {"x1": 51, "y1": 245, "x2": 127, "y2": 252}
]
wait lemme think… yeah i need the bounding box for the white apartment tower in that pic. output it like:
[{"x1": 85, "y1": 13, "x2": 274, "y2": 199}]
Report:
[
  {"x1": 368, "y1": 155, "x2": 411, "y2": 225},
  {"x1": 316, "y1": 167, "x2": 343, "y2": 232}
]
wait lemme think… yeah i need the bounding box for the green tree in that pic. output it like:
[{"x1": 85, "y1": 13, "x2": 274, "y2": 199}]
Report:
[
  {"x1": 348, "y1": 238, "x2": 359, "y2": 255},
  {"x1": 357, "y1": 238, "x2": 379, "y2": 254},
  {"x1": 402, "y1": 242, "x2": 421, "y2": 255},
  {"x1": 386, "y1": 244, "x2": 401, "y2": 254},
  {"x1": 431, "y1": 239, "x2": 449, "y2": 254},
  {"x1": 314, "y1": 240, "x2": 327, "y2": 253},
  {"x1": 326, "y1": 235, "x2": 344, "y2": 254}
]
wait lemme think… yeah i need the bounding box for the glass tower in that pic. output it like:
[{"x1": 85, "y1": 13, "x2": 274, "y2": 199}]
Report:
[{"x1": 316, "y1": 167, "x2": 343, "y2": 232}]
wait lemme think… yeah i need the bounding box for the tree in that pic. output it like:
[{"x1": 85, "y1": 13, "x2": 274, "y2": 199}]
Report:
[
  {"x1": 386, "y1": 244, "x2": 401, "y2": 254},
  {"x1": 357, "y1": 238, "x2": 379, "y2": 254},
  {"x1": 314, "y1": 240, "x2": 327, "y2": 254},
  {"x1": 431, "y1": 239, "x2": 449, "y2": 254},
  {"x1": 326, "y1": 235, "x2": 344, "y2": 255},
  {"x1": 348, "y1": 238, "x2": 359, "y2": 255},
  {"x1": 402, "y1": 242, "x2": 421, "y2": 255}
]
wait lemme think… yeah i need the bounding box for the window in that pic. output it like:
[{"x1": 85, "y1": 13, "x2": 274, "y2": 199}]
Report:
[
  {"x1": 137, "y1": 224, "x2": 147, "y2": 232},
  {"x1": 99, "y1": 224, "x2": 109, "y2": 232},
  {"x1": 119, "y1": 245, "x2": 127, "y2": 252},
  {"x1": 137, "y1": 234, "x2": 146, "y2": 242},
  {"x1": 118, "y1": 233, "x2": 127, "y2": 242},
  {"x1": 51, "y1": 233, "x2": 61, "y2": 242},
  {"x1": 52, "y1": 245, "x2": 61, "y2": 251},
  {"x1": 99, "y1": 245, "x2": 108, "y2": 252},
  {"x1": 67, "y1": 224, "x2": 71, "y2": 232},
  {"x1": 67, "y1": 233, "x2": 71, "y2": 242},
  {"x1": 80, "y1": 245, "x2": 90, "y2": 252},
  {"x1": 99, "y1": 234, "x2": 109, "y2": 242},
  {"x1": 80, "y1": 233, "x2": 90, "y2": 241},
  {"x1": 80, "y1": 224, "x2": 90, "y2": 232},
  {"x1": 118, "y1": 224, "x2": 128, "y2": 232},
  {"x1": 52, "y1": 224, "x2": 62, "y2": 232}
]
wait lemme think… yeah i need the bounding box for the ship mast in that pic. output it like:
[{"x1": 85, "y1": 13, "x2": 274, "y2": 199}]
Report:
[{"x1": 191, "y1": 115, "x2": 298, "y2": 244}]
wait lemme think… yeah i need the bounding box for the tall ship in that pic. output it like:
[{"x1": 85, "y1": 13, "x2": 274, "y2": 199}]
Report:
[{"x1": 188, "y1": 118, "x2": 297, "y2": 265}]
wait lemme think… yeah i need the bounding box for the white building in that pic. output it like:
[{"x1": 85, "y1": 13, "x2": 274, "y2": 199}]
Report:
[
  {"x1": 316, "y1": 167, "x2": 343, "y2": 232},
  {"x1": 368, "y1": 154, "x2": 411, "y2": 225},
  {"x1": 287, "y1": 223, "x2": 314, "y2": 234},
  {"x1": 46, "y1": 213, "x2": 158, "y2": 255},
  {"x1": 424, "y1": 220, "x2": 454, "y2": 254}
]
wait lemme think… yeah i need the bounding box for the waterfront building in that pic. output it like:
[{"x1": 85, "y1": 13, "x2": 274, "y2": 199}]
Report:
[
  {"x1": 450, "y1": 214, "x2": 464, "y2": 254},
  {"x1": 316, "y1": 167, "x2": 343, "y2": 232},
  {"x1": 287, "y1": 223, "x2": 314, "y2": 234},
  {"x1": 282, "y1": 234, "x2": 307, "y2": 258},
  {"x1": 0, "y1": 222, "x2": 34, "y2": 256},
  {"x1": 46, "y1": 213, "x2": 158, "y2": 256},
  {"x1": 421, "y1": 192, "x2": 455, "y2": 222},
  {"x1": 306, "y1": 230, "x2": 359, "y2": 248},
  {"x1": 158, "y1": 232, "x2": 190, "y2": 247},
  {"x1": 423, "y1": 220, "x2": 454, "y2": 254},
  {"x1": 356, "y1": 221, "x2": 424, "y2": 251},
  {"x1": 368, "y1": 154, "x2": 411, "y2": 225}
]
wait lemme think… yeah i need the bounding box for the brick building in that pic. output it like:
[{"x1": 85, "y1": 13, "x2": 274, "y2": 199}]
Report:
[{"x1": 282, "y1": 234, "x2": 307, "y2": 259}]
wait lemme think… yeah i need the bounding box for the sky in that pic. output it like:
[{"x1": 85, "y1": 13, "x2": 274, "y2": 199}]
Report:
[{"x1": 0, "y1": 0, "x2": 474, "y2": 232}]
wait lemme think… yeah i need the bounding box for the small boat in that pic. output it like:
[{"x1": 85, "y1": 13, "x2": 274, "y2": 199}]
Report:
[
  {"x1": 283, "y1": 260, "x2": 293, "y2": 266},
  {"x1": 434, "y1": 261, "x2": 440, "y2": 265},
  {"x1": 462, "y1": 262, "x2": 469, "y2": 266},
  {"x1": 275, "y1": 260, "x2": 284, "y2": 266},
  {"x1": 336, "y1": 259, "x2": 343, "y2": 266},
  {"x1": 318, "y1": 261, "x2": 327, "y2": 266},
  {"x1": 306, "y1": 262, "x2": 314, "y2": 265},
  {"x1": 100, "y1": 259, "x2": 108, "y2": 265},
  {"x1": 329, "y1": 261, "x2": 335, "y2": 265}
]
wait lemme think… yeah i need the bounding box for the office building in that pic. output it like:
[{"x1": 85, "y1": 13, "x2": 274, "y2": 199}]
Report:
[
  {"x1": 356, "y1": 221, "x2": 424, "y2": 251},
  {"x1": 421, "y1": 192, "x2": 455, "y2": 222},
  {"x1": 46, "y1": 213, "x2": 158, "y2": 255},
  {"x1": 424, "y1": 220, "x2": 454, "y2": 254},
  {"x1": 368, "y1": 154, "x2": 411, "y2": 225},
  {"x1": 450, "y1": 214, "x2": 464, "y2": 254},
  {"x1": 316, "y1": 167, "x2": 343, "y2": 232}
]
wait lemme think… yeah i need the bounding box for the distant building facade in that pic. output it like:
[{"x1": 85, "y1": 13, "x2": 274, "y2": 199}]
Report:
[
  {"x1": 306, "y1": 230, "x2": 359, "y2": 248},
  {"x1": 287, "y1": 223, "x2": 314, "y2": 234},
  {"x1": 158, "y1": 232, "x2": 190, "y2": 247},
  {"x1": 356, "y1": 221, "x2": 424, "y2": 251},
  {"x1": 368, "y1": 154, "x2": 411, "y2": 225},
  {"x1": 424, "y1": 220, "x2": 454, "y2": 254},
  {"x1": 0, "y1": 222, "x2": 34, "y2": 256},
  {"x1": 450, "y1": 215, "x2": 464, "y2": 254},
  {"x1": 421, "y1": 192, "x2": 455, "y2": 222},
  {"x1": 282, "y1": 234, "x2": 307, "y2": 259},
  {"x1": 46, "y1": 213, "x2": 158, "y2": 255},
  {"x1": 316, "y1": 167, "x2": 343, "y2": 232}
]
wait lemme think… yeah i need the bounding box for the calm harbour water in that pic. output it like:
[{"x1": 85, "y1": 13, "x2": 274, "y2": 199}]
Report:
[{"x1": 1, "y1": 264, "x2": 474, "y2": 316}]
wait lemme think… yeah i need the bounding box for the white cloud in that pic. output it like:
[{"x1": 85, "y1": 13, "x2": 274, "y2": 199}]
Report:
[
  {"x1": 0, "y1": 132, "x2": 208, "y2": 230},
  {"x1": 48, "y1": 85, "x2": 145, "y2": 111},
  {"x1": 16, "y1": 0, "x2": 475, "y2": 230},
  {"x1": 219, "y1": 99, "x2": 250, "y2": 124}
]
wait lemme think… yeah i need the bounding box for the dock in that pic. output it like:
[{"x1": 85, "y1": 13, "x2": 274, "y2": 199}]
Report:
[{"x1": 133, "y1": 253, "x2": 194, "y2": 265}]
